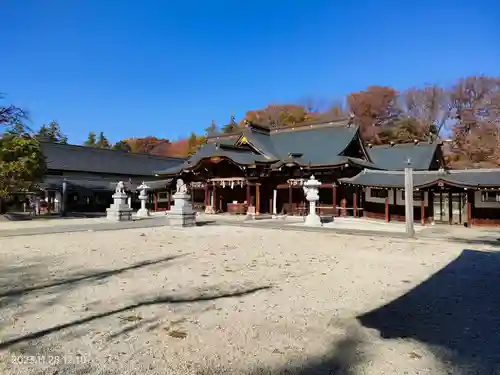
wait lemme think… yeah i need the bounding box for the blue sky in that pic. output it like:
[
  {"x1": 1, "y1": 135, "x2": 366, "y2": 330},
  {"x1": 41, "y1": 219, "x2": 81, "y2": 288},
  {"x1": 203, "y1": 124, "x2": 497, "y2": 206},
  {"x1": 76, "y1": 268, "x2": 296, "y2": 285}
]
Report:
[{"x1": 1, "y1": 0, "x2": 499, "y2": 144}]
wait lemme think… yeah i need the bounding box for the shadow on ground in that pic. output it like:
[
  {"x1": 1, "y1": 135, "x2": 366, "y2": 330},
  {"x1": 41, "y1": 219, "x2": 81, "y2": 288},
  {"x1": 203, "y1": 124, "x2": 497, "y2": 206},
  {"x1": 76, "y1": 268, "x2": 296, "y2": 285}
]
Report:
[
  {"x1": 0, "y1": 254, "x2": 185, "y2": 300},
  {"x1": 1, "y1": 212, "x2": 107, "y2": 221},
  {"x1": 358, "y1": 249, "x2": 500, "y2": 374},
  {"x1": 446, "y1": 236, "x2": 500, "y2": 247},
  {"x1": 0, "y1": 285, "x2": 271, "y2": 349},
  {"x1": 196, "y1": 323, "x2": 368, "y2": 375}
]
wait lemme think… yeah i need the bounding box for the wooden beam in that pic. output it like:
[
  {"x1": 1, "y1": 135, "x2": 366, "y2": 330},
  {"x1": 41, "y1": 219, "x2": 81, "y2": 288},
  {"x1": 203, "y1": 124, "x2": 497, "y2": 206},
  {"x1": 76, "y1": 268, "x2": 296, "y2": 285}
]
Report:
[
  {"x1": 353, "y1": 190, "x2": 357, "y2": 217},
  {"x1": 213, "y1": 186, "x2": 217, "y2": 211},
  {"x1": 448, "y1": 191, "x2": 453, "y2": 225},
  {"x1": 420, "y1": 191, "x2": 425, "y2": 225},
  {"x1": 385, "y1": 197, "x2": 389, "y2": 223},
  {"x1": 256, "y1": 183, "x2": 260, "y2": 215},
  {"x1": 467, "y1": 190, "x2": 472, "y2": 227},
  {"x1": 332, "y1": 185, "x2": 337, "y2": 216},
  {"x1": 246, "y1": 184, "x2": 251, "y2": 205}
]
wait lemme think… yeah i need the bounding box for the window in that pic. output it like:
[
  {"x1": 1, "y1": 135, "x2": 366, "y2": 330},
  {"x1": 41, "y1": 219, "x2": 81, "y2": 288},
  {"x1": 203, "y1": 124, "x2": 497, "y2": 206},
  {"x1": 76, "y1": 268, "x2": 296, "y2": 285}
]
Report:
[
  {"x1": 401, "y1": 191, "x2": 422, "y2": 201},
  {"x1": 481, "y1": 192, "x2": 500, "y2": 202},
  {"x1": 370, "y1": 188, "x2": 388, "y2": 199}
]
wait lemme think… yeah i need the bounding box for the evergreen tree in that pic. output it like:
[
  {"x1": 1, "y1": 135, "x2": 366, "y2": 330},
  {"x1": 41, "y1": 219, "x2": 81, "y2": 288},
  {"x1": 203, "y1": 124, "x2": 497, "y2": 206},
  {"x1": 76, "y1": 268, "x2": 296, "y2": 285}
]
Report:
[{"x1": 83, "y1": 132, "x2": 97, "y2": 147}]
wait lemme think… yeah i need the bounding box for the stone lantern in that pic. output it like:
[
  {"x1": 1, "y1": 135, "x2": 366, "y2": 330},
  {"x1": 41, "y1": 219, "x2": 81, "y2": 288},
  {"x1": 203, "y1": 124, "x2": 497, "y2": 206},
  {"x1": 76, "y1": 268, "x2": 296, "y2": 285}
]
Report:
[
  {"x1": 302, "y1": 175, "x2": 322, "y2": 227},
  {"x1": 136, "y1": 182, "x2": 150, "y2": 218}
]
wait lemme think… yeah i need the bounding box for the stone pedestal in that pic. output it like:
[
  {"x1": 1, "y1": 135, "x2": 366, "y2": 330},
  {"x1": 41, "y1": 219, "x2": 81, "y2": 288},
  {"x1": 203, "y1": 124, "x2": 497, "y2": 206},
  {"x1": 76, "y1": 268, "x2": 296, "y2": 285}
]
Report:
[
  {"x1": 204, "y1": 206, "x2": 216, "y2": 214},
  {"x1": 166, "y1": 192, "x2": 196, "y2": 227},
  {"x1": 137, "y1": 196, "x2": 149, "y2": 218},
  {"x1": 303, "y1": 175, "x2": 323, "y2": 227},
  {"x1": 107, "y1": 192, "x2": 133, "y2": 221}
]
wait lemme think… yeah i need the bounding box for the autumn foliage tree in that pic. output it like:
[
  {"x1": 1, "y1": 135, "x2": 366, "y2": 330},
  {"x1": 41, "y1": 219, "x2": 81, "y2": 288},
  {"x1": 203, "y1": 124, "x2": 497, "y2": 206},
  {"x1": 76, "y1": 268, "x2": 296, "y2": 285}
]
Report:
[
  {"x1": 347, "y1": 86, "x2": 400, "y2": 144},
  {"x1": 242, "y1": 105, "x2": 310, "y2": 128},
  {"x1": 447, "y1": 76, "x2": 500, "y2": 167}
]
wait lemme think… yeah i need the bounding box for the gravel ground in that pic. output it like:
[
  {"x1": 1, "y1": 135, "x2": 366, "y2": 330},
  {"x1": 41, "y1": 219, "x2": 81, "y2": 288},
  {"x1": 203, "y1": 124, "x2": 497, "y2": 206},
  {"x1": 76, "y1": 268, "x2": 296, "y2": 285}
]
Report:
[{"x1": 0, "y1": 225, "x2": 498, "y2": 375}]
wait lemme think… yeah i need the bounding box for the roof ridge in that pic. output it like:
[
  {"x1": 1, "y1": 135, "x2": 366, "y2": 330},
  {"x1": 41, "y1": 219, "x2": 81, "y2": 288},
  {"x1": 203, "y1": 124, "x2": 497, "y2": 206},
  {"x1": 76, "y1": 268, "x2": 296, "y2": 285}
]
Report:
[
  {"x1": 369, "y1": 142, "x2": 436, "y2": 149},
  {"x1": 40, "y1": 141, "x2": 185, "y2": 160}
]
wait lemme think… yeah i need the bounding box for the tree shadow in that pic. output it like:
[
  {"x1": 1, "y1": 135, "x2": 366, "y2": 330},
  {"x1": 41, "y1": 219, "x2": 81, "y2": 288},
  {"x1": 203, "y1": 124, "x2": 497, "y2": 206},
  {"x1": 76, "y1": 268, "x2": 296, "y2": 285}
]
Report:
[
  {"x1": 197, "y1": 323, "x2": 368, "y2": 375},
  {"x1": 0, "y1": 254, "x2": 185, "y2": 299},
  {"x1": 0, "y1": 285, "x2": 272, "y2": 349},
  {"x1": 0, "y1": 253, "x2": 188, "y2": 337},
  {"x1": 446, "y1": 236, "x2": 500, "y2": 247},
  {"x1": 357, "y1": 249, "x2": 500, "y2": 373}
]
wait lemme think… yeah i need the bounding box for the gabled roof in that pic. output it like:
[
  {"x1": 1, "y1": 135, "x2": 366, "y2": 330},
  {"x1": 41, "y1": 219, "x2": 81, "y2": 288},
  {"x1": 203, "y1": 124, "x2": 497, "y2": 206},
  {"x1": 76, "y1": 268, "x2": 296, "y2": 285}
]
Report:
[
  {"x1": 41, "y1": 142, "x2": 185, "y2": 176},
  {"x1": 340, "y1": 168, "x2": 500, "y2": 189},
  {"x1": 367, "y1": 142, "x2": 440, "y2": 171},
  {"x1": 155, "y1": 120, "x2": 385, "y2": 175},
  {"x1": 154, "y1": 142, "x2": 273, "y2": 176}
]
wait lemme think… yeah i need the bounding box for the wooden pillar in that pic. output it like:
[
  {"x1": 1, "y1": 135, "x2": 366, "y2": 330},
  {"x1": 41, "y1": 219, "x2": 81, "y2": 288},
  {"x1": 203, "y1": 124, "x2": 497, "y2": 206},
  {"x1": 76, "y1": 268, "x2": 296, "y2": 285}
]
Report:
[
  {"x1": 353, "y1": 190, "x2": 357, "y2": 217},
  {"x1": 191, "y1": 188, "x2": 194, "y2": 206},
  {"x1": 288, "y1": 184, "x2": 292, "y2": 214},
  {"x1": 385, "y1": 196, "x2": 389, "y2": 222},
  {"x1": 467, "y1": 190, "x2": 472, "y2": 227},
  {"x1": 246, "y1": 184, "x2": 251, "y2": 205},
  {"x1": 448, "y1": 190, "x2": 453, "y2": 225},
  {"x1": 167, "y1": 188, "x2": 172, "y2": 210},
  {"x1": 213, "y1": 185, "x2": 217, "y2": 211},
  {"x1": 204, "y1": 184, "x2": 208, "y2": 206},
  {"x1": 256, "y1": 183, "x2": 260, "y2": 215},
  {"x1": 420, "y1": 190, "x2": 425, "y2": 225},
  {"x1": 332, "y1": 185, "x2": 337, "y2": 216},
  {"x1": 154, "y1": 193, "x2": 158, "y2": 212}
]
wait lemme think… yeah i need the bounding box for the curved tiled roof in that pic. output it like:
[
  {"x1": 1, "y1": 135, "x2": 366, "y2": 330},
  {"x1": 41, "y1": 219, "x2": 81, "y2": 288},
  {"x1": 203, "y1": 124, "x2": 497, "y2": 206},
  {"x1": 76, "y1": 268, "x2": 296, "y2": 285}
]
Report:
[
  {"x1": 41, "y1": 142, "x2": 185, "y2": 176},
  {"x1": 366, "y1": 143, "x2": 440, "y2": 170},
  {"x1": 340, "y1": 168, "x2": 500, "y2": 189}
]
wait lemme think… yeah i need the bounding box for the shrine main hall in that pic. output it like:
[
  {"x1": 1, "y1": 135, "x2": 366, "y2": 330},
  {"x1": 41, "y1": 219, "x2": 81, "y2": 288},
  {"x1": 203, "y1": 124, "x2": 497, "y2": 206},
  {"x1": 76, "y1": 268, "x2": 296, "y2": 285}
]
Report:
[{"x1": 154, "y1": 119, "x2": 500, "y2": 228}]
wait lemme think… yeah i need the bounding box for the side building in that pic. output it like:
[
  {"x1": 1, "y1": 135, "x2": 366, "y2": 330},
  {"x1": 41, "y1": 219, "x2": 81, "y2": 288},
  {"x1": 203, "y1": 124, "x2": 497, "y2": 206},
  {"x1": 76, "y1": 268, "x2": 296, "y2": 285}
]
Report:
[{"x1": 37, "y1": 142, "x2": 184, "y2": 213}]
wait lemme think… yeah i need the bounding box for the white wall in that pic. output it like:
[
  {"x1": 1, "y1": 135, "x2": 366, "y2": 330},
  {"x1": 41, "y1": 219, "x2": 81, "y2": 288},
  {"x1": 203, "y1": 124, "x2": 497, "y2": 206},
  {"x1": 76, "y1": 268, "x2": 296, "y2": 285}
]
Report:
[
  {"x1": 365, "y1": 187, "x2": 394, "y2": 204},
  {"x1": 395, "y1": 190, "x2": 428, "y2": 207},
  {"x1": 365, "y1": 188, "x2": 428, "y2": 206},
  {"x1": 474, "y1": 191, "x2": 500, "y2": 208}
]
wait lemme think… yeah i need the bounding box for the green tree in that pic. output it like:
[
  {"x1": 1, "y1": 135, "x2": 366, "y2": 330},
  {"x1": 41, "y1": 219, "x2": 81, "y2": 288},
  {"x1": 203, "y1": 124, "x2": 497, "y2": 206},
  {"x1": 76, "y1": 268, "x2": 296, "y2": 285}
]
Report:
[
  {"x1": 112, "y1": 140, "x2": 131, "y2": 152},
  {"x1": 35, "y1": 121, "x2": 68, "y2": 144},
  {"x1": 221, "y1": 115, "x2": 238, "y2": 134},
  {"x1": 0, "y1": 125, "x2": 46, "y2": 212},
  {"x1": 96, "y1": 132, "x2": 111, "y2": 148},
  {"x1": 187, "y1": 132, "x2": 201, "y2": 155},
  {"x1": 204, "y1": 120, "x2": 217, "y2": 135},
  {"x1": 1, "y1": 94, "x2": 26, "y2": 129},
  {"x1": 84, "y1": 132, "x2": 97, "y2": 147}
]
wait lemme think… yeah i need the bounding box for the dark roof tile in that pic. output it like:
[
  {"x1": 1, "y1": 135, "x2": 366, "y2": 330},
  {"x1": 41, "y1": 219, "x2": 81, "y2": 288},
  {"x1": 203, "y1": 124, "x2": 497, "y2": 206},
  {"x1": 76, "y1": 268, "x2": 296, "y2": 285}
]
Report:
[
  {"x1": 367, "y1": 143, "x2": 439, "y2": 170},
  {"x1": 340, "y1": 168, "x2": 500, "y2": 189},
  {"x1": 41, "y1": 142, "x2": 184, "y2": 176}
]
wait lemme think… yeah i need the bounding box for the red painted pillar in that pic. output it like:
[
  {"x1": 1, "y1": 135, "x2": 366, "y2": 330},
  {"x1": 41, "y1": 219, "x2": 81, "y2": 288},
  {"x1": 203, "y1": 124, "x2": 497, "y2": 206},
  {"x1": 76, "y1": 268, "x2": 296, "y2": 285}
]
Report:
[
  {"x1": 332, "y1": 185, "x2": 337, "y2": 216},
  {"x1": 353, "y1": 191, "x2": 357, "y2": 217}
]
